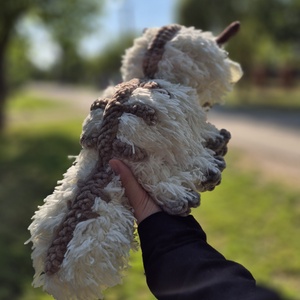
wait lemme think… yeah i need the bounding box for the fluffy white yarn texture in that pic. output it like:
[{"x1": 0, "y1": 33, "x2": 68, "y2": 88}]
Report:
[
  {"x1": 27, "y1": 148, "x2": 136, "y2": 300},
  {"x1": 121, "y1": 24, "x2": 243, "y2": 108},
  {"x1": 117, "y1": 80, "x2": 223, "y2": 213},
  {"x1": 27, "y1": 23, "x2": 242, "y2": 300}
]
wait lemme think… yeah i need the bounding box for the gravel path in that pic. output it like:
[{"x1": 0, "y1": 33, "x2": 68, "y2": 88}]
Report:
[{"x1": 26, "y1": 82, "x2": 300, "y2": 187}]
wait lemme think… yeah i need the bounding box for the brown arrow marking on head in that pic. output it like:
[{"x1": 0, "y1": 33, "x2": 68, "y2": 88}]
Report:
[{"x1": 143, "y1": 24, "x2": 181, "y2": 79}]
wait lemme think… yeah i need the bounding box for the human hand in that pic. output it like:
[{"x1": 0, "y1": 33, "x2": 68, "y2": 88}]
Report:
[{"x1": 109, "y1": 159, "x2": 162, "y2": 224}]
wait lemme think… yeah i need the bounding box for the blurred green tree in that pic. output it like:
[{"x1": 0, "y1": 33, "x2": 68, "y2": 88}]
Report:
[
  {"x1": 7, "y1": 34, "x2": 33, "y2": 89},
  {"x1": 0, "y1": 0, "x2": 103, "y2": 131},
  {"x1": 177, "y1": 0, "x2": 300, "y2": 80},
  {"x1": 86, "y1": 35, "x2": 135, "y2": 88}
]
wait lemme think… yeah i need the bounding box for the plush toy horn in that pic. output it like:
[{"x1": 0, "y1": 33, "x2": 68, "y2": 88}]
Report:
[{"x1": 216, "y1": 21, "x2": 240, "y2": 45}]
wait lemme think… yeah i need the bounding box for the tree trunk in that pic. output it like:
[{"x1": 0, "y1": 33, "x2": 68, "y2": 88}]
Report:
[
  {"x1": 0, "y1": 5, "x2": 28, "y2": 132},
  {"x1": 0, "y1": 50, "x2": 7, "y2": 132},
  {"x1": 0, "y1": 17, "x2": 13, "y2": 133}
]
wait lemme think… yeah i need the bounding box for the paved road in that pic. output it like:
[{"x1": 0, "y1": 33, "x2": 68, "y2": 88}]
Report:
[
  {"x1": 26, "y1": 82, "x2": 300, "y2": 186},
  {"x1": 209, "y1": 107, "x2": 300, "y2": 186}
]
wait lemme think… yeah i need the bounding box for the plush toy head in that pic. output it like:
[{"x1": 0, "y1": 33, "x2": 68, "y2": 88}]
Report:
[{"x1": 121, "y1": 22, "x2": 242, "y2": 109}]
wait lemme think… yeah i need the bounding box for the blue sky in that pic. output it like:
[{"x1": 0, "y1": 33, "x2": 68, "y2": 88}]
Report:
[
  {"x1": 93, "y1": 1, "x2": 177, "y2": 46},
  {"x1": 21, "y1": 0, "x2": 179, "y2": 69},
  {"x1": 81, "y1": 0, "x2": 179, "y2": 55}
]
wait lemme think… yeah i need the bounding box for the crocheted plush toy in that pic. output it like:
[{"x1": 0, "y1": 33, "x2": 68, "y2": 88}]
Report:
[{"x1": 27, "y1": 22, "x2": 242, "y2": 300}]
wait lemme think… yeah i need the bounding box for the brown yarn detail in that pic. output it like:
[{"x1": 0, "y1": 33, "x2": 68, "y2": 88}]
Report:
[
  {"x1": 216, "y1": 21, "x2": 240, "y2": 45},
  {"x1": 90, "y1": 98, "x2": 110, "y2": 111},
  {"x1": 205, "y1": 128, "x2": 231, "y2": 157},
  {"x1": 200, "y1": 129, "x2": 231, "y2": 192},
  {"x1": 123, "y1": 102, "x2": 157, "y2": 125},
  {"x1": 112, "y1": 139, "x2": 147, "y2": 161},
  {"x1": 201, "y1": 168, "x2": 222, "y2": 192},
  {"x1": 202, "y1": 102, "x2": 212, "y2": 110},
  {"x1": 143, "y1": 25, "x2": 181, "y2": 78},
  {"x1": 45, "y1": 78, "x2": 161, "y2": 275},
  {"x1": 214, "y1": 155, "x2": 226, "y2": 172}
]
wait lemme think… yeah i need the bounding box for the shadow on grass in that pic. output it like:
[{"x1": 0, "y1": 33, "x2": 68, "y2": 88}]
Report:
[{"x1": 0, "y1": 131, "x2": 80, "y2": 299}]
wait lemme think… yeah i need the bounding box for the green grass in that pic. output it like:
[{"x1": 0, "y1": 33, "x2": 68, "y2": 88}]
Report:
[
  {"x1": 7, "y1": 93, "x2": 63, "y2": 111},
  {"x1": 196, "y1": 152, "x2": 300, "y2": 299},
  {"x1": 6, "y1": 91, "x2": 85, "y2": 132},
  {"x1": 1, "y1": 90, "x2": 299, "y2": 300}
]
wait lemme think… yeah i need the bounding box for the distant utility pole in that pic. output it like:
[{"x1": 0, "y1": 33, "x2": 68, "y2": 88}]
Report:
[{"x1": 117, "y1": 0, "x2": 136, "y2": 36}]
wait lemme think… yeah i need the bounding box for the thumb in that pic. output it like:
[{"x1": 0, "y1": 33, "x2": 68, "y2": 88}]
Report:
[{"x1": 109, "y1": 159, "x2": 161, "y2": 224}]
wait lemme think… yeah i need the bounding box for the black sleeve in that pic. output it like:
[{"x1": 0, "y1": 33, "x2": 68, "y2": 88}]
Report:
[{"x1": 138, "y1": 212, "x2": 282, "y2": 300}]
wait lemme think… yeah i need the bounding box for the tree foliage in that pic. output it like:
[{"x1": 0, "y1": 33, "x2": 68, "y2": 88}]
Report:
[
  {"x1": 87, "y1": 35, "x2": 135, "y2": 88},
  {"x1": 0, "y1": 0, "x2": 103, "y2": 131},
  {"x1": 177, "y1": 0, "x2": 300, "y2": 74}
]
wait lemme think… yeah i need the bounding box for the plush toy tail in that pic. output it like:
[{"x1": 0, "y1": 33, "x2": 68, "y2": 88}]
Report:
[
  {"x1": 30, "y1": 197, "x2": 135, "y2": 300},
  {"x1": 27, "y1": 149, "x2": 136, "y2": 300}
]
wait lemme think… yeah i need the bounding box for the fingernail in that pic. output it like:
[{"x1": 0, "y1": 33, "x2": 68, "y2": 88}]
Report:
[{"x1": 109, "y1": 159, "x2": 120, "y2": 175}]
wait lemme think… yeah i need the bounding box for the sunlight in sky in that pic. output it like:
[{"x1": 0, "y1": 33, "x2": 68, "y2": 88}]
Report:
[
  {"x1": 17, "y1": 17, "x2": 62, "y2": 70},
  {"x1": 20, "y1": 0, "x2": 179, "y2": 69},
  {"x1": 80, "y1": 0, "x2": 179, "y2": 57}
]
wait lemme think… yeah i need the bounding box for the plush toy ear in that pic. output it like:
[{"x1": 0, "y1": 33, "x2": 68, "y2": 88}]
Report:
[{"x1": 215, "y1": 21, "x2": 240, "y2": 45}]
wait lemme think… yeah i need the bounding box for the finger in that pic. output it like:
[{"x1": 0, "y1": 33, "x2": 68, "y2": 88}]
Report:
[
  {"x1": 109, "y1": 159, "x2": 161, "y2": 223},
  {"x1": 109, "y1": 159, "x2": 146, "y2": 205}
]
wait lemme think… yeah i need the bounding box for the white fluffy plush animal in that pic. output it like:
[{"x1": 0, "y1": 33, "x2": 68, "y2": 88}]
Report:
[{"x1": 27, "y1": 23, "x2": 242, "y2": 300}]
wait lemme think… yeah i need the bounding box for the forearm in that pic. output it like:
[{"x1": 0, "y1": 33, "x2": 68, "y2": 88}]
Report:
[{"x1": 138, "y1": 212, "x2": 281, "y2": 300}]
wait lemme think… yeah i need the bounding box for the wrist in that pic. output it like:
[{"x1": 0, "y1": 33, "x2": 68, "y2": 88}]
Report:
[{"x1": 134, "y1": 201, "x2": 162, "y2": 224}]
